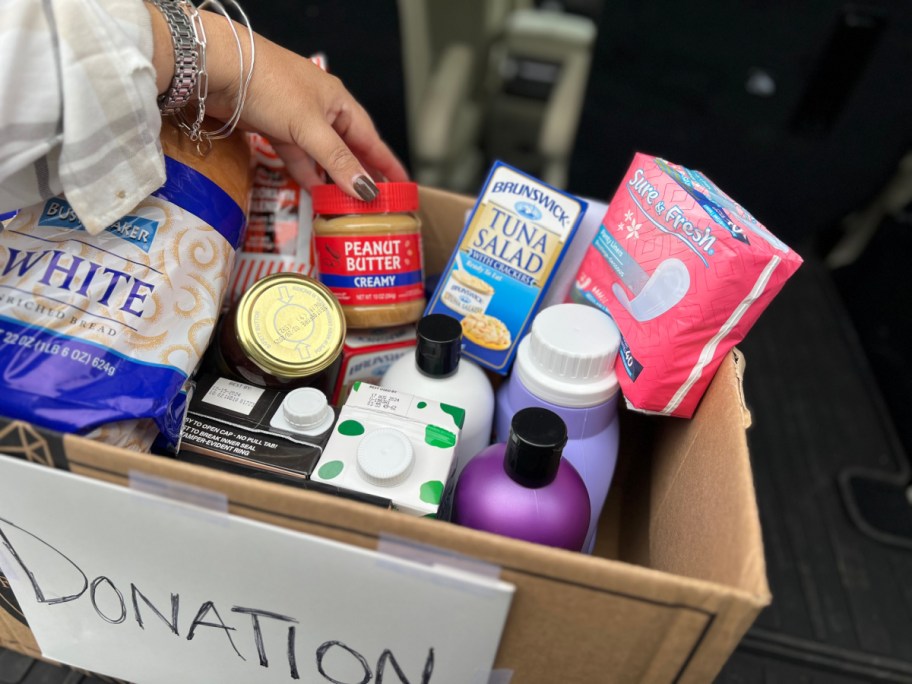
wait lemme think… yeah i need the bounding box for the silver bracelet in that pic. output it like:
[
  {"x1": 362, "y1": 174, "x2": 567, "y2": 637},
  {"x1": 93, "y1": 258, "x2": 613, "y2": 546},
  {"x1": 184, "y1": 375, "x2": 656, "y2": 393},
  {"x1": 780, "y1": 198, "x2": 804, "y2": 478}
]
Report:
[
  {"x1": 149, "y1": 0, "x2": 199, "y2": 114},
  {"x1": 195, "y1": 0, "x2": 256, "y2": 144},
  {"x1": 174, "y1": 3, "x2": 209, "y2": 145},
  {"x1": 172, "y1": 0, "x2": 254, "y2": 155}
]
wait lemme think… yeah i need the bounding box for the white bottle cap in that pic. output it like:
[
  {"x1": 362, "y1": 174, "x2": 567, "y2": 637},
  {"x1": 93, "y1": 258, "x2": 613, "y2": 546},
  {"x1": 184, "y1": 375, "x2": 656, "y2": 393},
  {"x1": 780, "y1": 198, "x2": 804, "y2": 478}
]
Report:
[
  {"x1": 272, "y1": 387, "x2": 335, "y2": 435},
  {"x1": 356, "y1": 428, "x2": 415, "y2": 487},
  {"x1": 515, "y1": 303, "x2": 621, "y2": 408}
]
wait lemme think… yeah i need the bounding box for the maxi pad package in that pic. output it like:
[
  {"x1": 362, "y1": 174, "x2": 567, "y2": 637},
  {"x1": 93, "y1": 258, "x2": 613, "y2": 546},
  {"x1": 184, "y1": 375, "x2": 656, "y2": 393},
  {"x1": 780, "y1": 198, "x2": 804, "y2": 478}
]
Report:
[
  {"x1": 426, "y1": 162, "x2": 586, "y2": 374},
  {"x1": 571, "y1": 153, "x2": 803, "y2": 417}
]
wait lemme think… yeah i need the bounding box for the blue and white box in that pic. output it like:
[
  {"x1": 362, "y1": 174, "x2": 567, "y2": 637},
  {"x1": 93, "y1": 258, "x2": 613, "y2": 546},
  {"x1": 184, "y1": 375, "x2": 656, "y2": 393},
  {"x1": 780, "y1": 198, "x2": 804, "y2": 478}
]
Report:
[{"x1": 426, "y1": 162, "x2": 587, "y2": 374}]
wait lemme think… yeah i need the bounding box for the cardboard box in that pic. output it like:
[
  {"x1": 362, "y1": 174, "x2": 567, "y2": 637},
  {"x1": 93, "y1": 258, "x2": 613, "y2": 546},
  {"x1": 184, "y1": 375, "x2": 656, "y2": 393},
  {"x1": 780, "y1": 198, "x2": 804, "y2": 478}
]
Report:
[
  {"x1": 0, "y1": 187, "x2": 770, "y2": 683},
  {"x1": 313, "y1": 382, "x2": 461, "y2": 517},
  {"x1": 329, "y1": 325, "x2": 418, "y2": 405}
]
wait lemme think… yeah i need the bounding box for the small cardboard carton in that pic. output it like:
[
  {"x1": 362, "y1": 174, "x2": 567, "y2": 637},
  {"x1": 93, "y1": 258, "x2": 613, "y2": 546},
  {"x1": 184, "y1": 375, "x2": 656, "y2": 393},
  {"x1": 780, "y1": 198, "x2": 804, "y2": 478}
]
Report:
[
  {"x1": 0, "y1": 187, "x2": 770, "y2": 683},
  {"x1": 313, "y1": 382, "x2": 461, "y2": 517}
]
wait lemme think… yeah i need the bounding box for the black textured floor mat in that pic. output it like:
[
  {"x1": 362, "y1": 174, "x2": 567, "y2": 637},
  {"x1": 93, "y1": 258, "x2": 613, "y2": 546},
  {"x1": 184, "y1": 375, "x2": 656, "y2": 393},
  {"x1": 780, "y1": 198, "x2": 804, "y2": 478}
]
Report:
[
  {"x1": 832, "y1": 216, "x2": 912, "y2": 552},
  {"x1": 718, "y1": 255, "x2": 912, "y2": 682},
  {"x1": 720, "y1": 646, "x2": 896, "y2": 684}
]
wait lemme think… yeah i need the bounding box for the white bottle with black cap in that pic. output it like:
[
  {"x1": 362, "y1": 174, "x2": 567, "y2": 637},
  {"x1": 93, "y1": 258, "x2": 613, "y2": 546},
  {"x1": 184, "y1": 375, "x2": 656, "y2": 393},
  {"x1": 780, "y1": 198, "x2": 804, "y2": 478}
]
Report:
[{"x1": 380, "y1": 313, "x2": 494, "y2": 471}]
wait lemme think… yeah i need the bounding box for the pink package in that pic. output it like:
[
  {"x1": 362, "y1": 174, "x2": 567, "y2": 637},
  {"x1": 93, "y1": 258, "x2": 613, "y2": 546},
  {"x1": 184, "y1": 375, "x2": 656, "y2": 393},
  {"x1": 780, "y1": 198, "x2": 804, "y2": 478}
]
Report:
[{"x1": 569, "y1": 153, "x2": 802, "y2": 417}]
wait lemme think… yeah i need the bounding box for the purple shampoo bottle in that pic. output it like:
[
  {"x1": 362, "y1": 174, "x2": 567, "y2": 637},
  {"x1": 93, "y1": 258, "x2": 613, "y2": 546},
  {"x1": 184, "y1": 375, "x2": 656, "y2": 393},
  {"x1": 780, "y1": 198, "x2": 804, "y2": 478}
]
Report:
[
  {"x1": 452, "y1": 407, "x2": 590, "y2": 551},
  {"x1": 494, "y1": 303, "x2": 621, "y2": 554}
]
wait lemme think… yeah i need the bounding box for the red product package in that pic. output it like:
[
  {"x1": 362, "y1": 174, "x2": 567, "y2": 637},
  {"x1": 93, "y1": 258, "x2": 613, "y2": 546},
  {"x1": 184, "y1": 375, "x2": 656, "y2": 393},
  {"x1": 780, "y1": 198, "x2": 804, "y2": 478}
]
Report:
[
  {"x1": 227, "y1": 134, "x2": 316, "y2": 304},
  {"x1": 227, "y1": 54, "x2": 328, "y2": 304},
  {"x1": 569, "y1": 153, "x2": 803, "y2": 417}
]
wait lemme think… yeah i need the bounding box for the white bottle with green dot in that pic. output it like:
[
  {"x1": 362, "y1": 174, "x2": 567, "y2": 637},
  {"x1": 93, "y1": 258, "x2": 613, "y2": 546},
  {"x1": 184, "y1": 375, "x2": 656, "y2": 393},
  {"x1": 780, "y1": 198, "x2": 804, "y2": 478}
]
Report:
[{"x1": 380, "y1": 314, "x2": 495, "y2": 474}]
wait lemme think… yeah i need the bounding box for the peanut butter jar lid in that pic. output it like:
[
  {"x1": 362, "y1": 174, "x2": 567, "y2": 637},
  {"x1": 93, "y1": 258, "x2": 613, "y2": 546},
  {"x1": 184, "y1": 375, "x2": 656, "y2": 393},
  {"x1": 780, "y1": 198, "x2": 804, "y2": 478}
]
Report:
[
  {"x1": 311, "y1": 182, "x2": 419, "y2": 214},
  {"x1": 235, "y1": 274, "x2": 346, "y2": 380}
]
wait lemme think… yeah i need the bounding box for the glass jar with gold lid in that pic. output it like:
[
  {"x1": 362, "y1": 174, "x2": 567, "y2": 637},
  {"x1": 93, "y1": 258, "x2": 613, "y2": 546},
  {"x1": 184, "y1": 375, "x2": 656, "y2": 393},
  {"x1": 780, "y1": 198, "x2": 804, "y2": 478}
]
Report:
[{"x1": 215, "y1": 273, "x2": 346, "y2": 392}]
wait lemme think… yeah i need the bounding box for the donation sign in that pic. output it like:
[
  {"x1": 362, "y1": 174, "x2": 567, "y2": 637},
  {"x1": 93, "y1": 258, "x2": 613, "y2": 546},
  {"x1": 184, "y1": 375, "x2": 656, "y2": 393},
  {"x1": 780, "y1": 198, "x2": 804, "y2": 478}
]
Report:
[{"x1": 0, "y1": 457, "x2": 514, "y2": 684}]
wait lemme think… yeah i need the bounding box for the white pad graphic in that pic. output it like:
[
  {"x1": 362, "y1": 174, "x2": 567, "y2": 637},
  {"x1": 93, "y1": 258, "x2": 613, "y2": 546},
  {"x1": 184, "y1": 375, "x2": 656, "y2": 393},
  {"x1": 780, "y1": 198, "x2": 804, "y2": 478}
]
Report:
[{"x1": 612, "y1": 258, "x2": 690, "y2": 322}]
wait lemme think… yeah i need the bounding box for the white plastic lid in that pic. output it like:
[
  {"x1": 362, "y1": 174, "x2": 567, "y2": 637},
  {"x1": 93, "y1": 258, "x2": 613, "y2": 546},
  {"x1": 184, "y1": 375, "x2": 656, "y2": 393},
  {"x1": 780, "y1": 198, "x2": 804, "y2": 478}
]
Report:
[
  {"x1": 356, "y1": 428, "x2": 415, "y2": 487},
  {"x1": 273, "y1": 387, "x2": 335, "y2": 435},
  {"x1": 515, "y1": 303, "x2": 621, "y2": 408}
]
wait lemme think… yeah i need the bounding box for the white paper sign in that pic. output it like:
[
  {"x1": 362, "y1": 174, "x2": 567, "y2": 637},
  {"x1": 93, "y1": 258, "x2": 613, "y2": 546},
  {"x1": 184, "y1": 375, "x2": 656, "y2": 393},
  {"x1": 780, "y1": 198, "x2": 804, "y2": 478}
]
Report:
[{"x1": 0, "y1": 457, "x2": 514, "y2": 684}]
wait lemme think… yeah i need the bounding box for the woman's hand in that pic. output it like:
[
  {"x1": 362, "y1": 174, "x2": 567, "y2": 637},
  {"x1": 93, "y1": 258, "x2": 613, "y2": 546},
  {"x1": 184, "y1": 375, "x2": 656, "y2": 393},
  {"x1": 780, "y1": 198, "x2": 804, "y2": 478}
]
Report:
[{"x1": 148, "y1": 5, "x2": 409, "y2": 200}]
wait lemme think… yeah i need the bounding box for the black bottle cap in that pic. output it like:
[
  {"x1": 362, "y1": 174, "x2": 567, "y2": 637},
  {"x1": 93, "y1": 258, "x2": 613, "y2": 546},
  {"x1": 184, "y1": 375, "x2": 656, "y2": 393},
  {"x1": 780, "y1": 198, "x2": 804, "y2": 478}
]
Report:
[
  {"x1": 504, "y1": 407, "x2": 568, "y2": 488},
  {"x1": 415, "y1": 314, "x2": 462, "y2": 378}
]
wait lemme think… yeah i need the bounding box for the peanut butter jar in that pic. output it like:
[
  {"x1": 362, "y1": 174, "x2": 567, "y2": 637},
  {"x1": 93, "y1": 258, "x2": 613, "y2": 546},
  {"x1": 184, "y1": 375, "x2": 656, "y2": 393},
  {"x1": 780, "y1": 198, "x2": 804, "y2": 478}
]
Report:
[
  {"x1": 312, "y1": 182, "x2": 425, "y2": 329},
  {"x1": 215, "y1": 273, "x2": 346, "y2": 392}
]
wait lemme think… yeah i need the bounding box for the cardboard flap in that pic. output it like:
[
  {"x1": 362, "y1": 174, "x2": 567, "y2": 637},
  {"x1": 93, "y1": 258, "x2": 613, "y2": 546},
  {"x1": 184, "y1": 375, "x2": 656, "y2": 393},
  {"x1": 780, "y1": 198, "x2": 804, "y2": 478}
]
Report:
[
  {"x1": 625, "y1": 351, "x2": 771, "y2": 605},
  {"x1": 417, "y1": 185, "x2": 474, "y2": 276},
  {"x1": 730, "y1": 347, "x2": 753, "y2": 429}
]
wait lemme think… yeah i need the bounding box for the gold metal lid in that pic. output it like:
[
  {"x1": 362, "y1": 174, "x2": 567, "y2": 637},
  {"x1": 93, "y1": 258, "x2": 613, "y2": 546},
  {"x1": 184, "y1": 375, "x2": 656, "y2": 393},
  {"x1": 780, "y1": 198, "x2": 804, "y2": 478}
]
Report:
[{"x1": 234, "y1": 273, "x2": 346, "y2": 379}]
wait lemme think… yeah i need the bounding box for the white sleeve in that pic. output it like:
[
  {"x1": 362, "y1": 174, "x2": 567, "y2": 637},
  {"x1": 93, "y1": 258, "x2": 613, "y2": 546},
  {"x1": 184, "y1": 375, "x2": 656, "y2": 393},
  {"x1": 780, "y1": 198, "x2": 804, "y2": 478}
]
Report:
[{"x1": 0, "y1": 0, "x2": 165, "y2": 235}]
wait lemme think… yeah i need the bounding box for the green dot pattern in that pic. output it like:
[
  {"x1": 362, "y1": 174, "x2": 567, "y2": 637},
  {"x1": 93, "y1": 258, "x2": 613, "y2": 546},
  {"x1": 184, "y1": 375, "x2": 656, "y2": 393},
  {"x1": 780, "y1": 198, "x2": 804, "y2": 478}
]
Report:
[
  {"x1": 424, "y1": 424, "x2": 456, "y2": 449},
  {"x1": 419, "y1": 480, "x2": 444, "y2": 505},
  {"x1": 337, "y1": 419, "x2": 365, "y2": 436},
  {"x1": 440, "y1": 403, "x2": 465, "y2": 429},
  {"x1": 318, "y1": 460, "x2": 344, "y2": 480},
  {"x1": 417, "y1": 401, "x2": 427, "y2": 409}
]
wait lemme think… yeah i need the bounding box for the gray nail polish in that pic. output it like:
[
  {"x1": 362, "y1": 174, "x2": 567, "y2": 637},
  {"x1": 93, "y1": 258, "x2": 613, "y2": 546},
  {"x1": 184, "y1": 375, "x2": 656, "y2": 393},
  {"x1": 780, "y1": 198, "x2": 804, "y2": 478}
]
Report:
[{"x1": 353, "y1": 175, "x2": 379, "y2": 202}]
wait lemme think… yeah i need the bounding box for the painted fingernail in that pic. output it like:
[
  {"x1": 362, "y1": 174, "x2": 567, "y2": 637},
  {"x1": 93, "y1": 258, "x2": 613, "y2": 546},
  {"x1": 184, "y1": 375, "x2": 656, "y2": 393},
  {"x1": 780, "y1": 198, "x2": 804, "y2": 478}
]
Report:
[{"x1": 353, "y1": 175, "x2": 379, "y2": 202}]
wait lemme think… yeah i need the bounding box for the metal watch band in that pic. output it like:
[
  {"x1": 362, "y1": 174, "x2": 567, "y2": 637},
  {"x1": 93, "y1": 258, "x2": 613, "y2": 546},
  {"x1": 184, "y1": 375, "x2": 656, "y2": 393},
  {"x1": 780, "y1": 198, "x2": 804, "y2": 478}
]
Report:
[{"x1": 151, "y1": 0, "x2": 199, "y2": 113}]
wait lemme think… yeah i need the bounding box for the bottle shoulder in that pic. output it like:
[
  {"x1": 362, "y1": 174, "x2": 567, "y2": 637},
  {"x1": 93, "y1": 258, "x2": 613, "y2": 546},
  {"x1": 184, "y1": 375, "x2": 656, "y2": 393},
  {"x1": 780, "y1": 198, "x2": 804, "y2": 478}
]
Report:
[
  {"x1": 381, "y1": 358, "x2": 494, "y2": 403},
  {"x1": 455, "y1": 447, "x2": 591, "y2": 544}
]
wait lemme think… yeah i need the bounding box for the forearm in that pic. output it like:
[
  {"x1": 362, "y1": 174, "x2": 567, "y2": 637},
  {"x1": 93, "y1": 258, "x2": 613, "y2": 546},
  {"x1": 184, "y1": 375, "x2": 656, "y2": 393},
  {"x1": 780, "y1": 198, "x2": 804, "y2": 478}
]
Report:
[{"x1": 144, "y1": 0, "x2": 407, "y2": 199}]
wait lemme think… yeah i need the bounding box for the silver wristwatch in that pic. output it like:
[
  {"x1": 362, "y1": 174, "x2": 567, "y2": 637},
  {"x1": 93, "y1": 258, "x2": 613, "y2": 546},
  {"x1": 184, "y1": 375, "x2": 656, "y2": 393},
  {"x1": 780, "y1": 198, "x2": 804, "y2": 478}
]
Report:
[{"x1": 151, "y1": 0, "x2": 199, "y2": 113}]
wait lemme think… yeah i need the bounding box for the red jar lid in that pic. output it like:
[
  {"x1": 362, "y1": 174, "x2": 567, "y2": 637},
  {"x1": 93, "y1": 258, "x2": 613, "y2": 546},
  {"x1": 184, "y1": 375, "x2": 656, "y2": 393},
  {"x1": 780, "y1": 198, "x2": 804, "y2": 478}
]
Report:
[{"x1": 311, "y1": 182, "x2": 419, "y2": 214}]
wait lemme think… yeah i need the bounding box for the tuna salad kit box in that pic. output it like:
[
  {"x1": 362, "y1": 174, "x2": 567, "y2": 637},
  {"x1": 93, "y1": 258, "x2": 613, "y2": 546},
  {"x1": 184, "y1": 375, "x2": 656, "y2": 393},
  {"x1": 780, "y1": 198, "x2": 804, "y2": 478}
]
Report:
[
  {"x1": 426, "y1": 162, "x2": 586, "y2": 374},
  {"x1": 0, "y1": 185, "x2": 771, "y2": 682}
]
